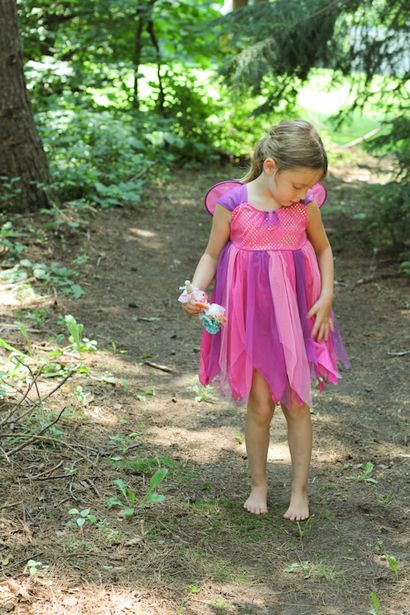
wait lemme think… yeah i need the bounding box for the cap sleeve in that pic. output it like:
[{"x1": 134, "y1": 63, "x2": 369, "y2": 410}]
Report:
[{"x1": 217, "y1": 185, "x2": 246, "y2": 212}]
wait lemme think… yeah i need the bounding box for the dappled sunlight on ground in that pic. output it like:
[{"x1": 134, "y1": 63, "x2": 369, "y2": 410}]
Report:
[
  {"x1": 129, "y1": 227, "x2": 157, "y2": 239},
  {"x1": 0, "y1": 283, "x2": 45, "y2": 307},
  {"x1": 0, "y1": 287, "x2": 23, "y2": 306},
  {"x1": 127, "y1": 226, "x2": 163, "y2": 250},
  {"x1": 328, "y1": 391, "x2": 360, "y2": 407},
  {"x1": 83, "y1": 402, "x2": 120, "y2": 426},
  {"x1": 147, "y1": 424, "x2": 240, "y2": 459},
  {"x1": 0, "y1": 577, "x2": 166, "y2": 614},
  {"x1": 267, "y1": 441, "x2": 291, "y2": 463}
]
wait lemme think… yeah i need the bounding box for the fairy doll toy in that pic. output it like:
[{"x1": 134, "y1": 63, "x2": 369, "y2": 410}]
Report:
[
  {"x1": 178, "y1": 280, "x2": 227, "y2": 334},
  {"x1": 181, "y1": 120, "x2": 349, "y2": 521}
]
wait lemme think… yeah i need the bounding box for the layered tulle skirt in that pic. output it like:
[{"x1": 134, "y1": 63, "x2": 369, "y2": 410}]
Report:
[{"x1": 199, "y1": 241, "x2": 349, "y2": 407}]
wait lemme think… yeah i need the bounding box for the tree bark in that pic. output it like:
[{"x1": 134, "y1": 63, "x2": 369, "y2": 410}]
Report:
[
  {"x1": 232, "y1": 0, "x2": 267, "y2": 7},
  {"x1": 133, "y1": 13, "x2": 145, "y2": 110},
  {"x1": 146, "y1": 16, "x2": 165, "y2": 114},
  {"x1": 0, "y1": 0, "x2": 51, "y2": 210},
  {"x1": 233, "y1": 0, "x2": 248, "y2": 9}
]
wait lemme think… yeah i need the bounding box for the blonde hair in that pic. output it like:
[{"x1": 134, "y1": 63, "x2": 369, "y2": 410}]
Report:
[{"x1": 241, "y1": 120, "x2": 328, "y2": 183}]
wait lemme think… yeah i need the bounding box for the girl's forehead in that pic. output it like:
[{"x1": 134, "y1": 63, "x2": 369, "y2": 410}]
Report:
[{"x1": 284, "y1": 167, "x2": 323, "y2": 184}]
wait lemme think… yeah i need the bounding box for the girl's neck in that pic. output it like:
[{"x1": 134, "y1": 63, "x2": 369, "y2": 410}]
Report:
[{"x1": 247, "y1": 174, "x2": 281, "y2": 211}]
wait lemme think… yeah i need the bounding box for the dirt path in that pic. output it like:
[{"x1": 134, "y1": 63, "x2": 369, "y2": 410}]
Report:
[{"x1": 1, "y1": 165, "x2": 409, "y2": 614}]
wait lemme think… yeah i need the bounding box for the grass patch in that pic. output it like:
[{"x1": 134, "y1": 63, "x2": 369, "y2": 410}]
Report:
[
  {"x1": 189, "y1": 498, "x2": 281, "y2": 542},
  {"x1": 108, "y1": 455, "x2": 196, "y2": 482},
  {"x1": 180, "y1": 546, "x2": 252, "y2": 583},
  {"x1": 284, "y1": 559, "x2": 343, "y2": 582}
]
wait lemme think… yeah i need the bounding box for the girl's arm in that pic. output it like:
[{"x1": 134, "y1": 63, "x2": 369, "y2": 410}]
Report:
[
  {"x1": 183, "y1": 204, "x2": 231, "y2": 316},
  {"x1": 306, "y1": 202, "x2": 334, "y2": 342}
]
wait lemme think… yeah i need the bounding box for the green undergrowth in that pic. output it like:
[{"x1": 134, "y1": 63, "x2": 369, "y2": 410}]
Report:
[
  {"x1": 179, "y1": 545, "x2": 253, "y2": 584},
  {"x1": 108, "y1": 455, "x2": 197, "y2": 484}
]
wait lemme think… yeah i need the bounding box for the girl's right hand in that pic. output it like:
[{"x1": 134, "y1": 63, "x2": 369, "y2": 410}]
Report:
[{"x1": 181, "y1": 300, "x2": 203, "y2": 317}]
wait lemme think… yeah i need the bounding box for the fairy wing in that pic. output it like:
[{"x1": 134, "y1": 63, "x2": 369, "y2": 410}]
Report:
[
  {"x1": 204, "y1": 180, "x2": 327, "y2": 214},
  {"x1": 204, "y1": 180, "x2": 243, "y2": 216},
  {"x1": 306, "y1": 183, "x2": 327, "y2": 208}
]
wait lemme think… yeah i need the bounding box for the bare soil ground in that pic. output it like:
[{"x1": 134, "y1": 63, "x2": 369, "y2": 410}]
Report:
[{"x1": 0, "y1": 159, "x2": 409, "y2": 615}]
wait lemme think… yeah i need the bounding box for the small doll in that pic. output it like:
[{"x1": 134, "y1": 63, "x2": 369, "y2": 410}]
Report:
[{"x1": 178, "y1": 280, "x2": 227, "y2": 334}]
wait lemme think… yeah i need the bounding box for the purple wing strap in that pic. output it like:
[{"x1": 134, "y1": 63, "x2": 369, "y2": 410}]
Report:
[{"x1": 204, "y1": 180, "x2": 327, "y2": 215}]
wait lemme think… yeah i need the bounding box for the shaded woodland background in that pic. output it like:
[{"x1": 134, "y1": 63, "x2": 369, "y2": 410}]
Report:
[
  {"x1": 1, "y1": 0, "x2": 409, "y2": 248},
  {"x1": 0, "y1": 1, "x2": 409, "y2": 614}
]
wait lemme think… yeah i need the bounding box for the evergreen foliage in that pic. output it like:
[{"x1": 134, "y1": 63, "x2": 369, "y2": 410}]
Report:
[
  {"x1": 219, "y1": 0, "x2": 409, "y2": 113},
  {"x1": 218, "y1": 0, "x2": 409, "y2": 253}
]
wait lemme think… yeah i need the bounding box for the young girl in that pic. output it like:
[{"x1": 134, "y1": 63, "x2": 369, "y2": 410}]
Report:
[{"x1": 181, "y1": 120, "x2": 348, "y2": 521}]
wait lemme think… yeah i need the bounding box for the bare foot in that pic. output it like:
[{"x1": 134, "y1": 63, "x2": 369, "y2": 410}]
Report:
[
  {"x1": 244, "y1": 485, "x2": 268, "y2": 515},
  {"x1": 283, "y1": 488, "x2": 309, "y2": 521}
]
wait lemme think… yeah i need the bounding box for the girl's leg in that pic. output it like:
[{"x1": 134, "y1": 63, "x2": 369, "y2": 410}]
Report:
[
  {"x1": 281, "y1": 400, "x2": 312, "y2": 521},
  {"x1": 244, "y1": 370, "x2": 276, "y2": 515}
]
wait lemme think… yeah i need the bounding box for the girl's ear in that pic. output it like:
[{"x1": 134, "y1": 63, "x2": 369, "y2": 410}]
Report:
[{"x1": 263, "y1": 158, "x2": 277, "y2": 175}]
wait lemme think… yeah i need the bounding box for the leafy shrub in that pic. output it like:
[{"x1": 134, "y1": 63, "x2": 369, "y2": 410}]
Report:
[
  {"x1": 361, "y1": 182, "x2": 409, "y2": 252},
  {"x1": 36, "y1": 109, "x2": 149, "y2": 206}
]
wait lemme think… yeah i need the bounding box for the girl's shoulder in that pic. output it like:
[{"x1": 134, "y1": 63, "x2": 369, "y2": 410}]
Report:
[{"x1": 217, "y1": 184, "x2": 247, "y2": 212}]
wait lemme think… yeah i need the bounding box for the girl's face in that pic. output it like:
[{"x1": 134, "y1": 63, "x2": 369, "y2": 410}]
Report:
[{"x1": 266, "y1": 162, "x2": 323, "y2": 207}]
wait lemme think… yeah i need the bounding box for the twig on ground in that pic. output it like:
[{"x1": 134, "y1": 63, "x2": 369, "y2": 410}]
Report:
[
  {"x1": 53, "y1": 497, "x2": 71, "y2": 509},
  {"x1": 0, "y1": 362, "x2": 75, "y2": 429},
  {"x1": 1, "y1": 433, "x2": 99, "y2": 455},
  {"x1": 6, "y1": 405, "x2": 69, "y2": 456},
  {"x1": 0, "y1": 325, "x2": 45, "y2": 333},
  {"x1": 42, "y1": 369, "x2": 76, "y2": 402},
  {"x1": 387, "y1": 350, "x2": 410, "y2": 357},
  {"x1": 0, "y1": 376, "x2": 38, "y2": 427},
  {"x1": 27, "y1": 472, "x2": 74, "y2": 481},
  {"x1": 354, "y1": 273, "x2": 404, "y2": 287},
  {"x1": 29, "y1": 460, "x2": 64, "y2": 479},
  {"x1": 84, "y1": 477, "x2": 101, "y2": 497},
  {"x1": 2, "y1": 434, "x2": 96, "y2": 464},
  {"x1": 0, "y1": 367, "x2": 75, "y2": 427},
  {"x1": 143, "y1": 360, "x2": 174, "y2": 373},
  {"x1": 18, "y1": 360, "x2": 44, "y2": 412},
  {"x1": 0, "y1": 446, "x2": 11, "y2": 462},
  {"x1": 123, "y1": 442, "x2": 143, "y2": 452},
  {"x1": 0, "y1": 501, "x2": 19, "y2": 510}
]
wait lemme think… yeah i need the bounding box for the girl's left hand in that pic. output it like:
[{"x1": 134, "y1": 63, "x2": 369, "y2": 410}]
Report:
[{"x1": 307, "y1": 297, "x2": 334, "y2": 342}]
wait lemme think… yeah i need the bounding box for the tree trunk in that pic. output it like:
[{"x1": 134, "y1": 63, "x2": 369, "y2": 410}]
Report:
[
  {"x1": 233, "y1": 0, "x2": 248, "y2": 9},
  {"x1": 232, "y1": 0, "x2": 267, "y2": 7},
  {"x1": 133, "y1": 14, "x2": 144, "y2": 110},
  {"x1": 146, "y1": 16, "x2": 165, "y2": 114},
  {"x1": 0, "y1": 0, "x2": 51, "y2": 211}
]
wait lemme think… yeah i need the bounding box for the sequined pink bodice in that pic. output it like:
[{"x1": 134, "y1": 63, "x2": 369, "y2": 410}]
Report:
[{"x1": 230, "y1": 202, "x2": 308, "y2": 251}]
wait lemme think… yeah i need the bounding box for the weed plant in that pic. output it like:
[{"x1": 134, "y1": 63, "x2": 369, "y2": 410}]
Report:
[{"x1": 105, "y1": 468, "x2": 168, "y2": 519}]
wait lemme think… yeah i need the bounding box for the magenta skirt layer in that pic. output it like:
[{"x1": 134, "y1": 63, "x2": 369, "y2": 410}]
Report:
[{"x1": 199, "y1": 241, "x2": 349, "y2": 408}]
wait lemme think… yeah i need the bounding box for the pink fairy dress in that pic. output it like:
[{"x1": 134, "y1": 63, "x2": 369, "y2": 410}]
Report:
[{"x1": 199, "y1": 183, "x2": 349, "y2": 408}]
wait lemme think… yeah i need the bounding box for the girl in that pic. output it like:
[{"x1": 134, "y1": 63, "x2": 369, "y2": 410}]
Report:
[{"x1": 181, "y1": 120, "x2": 348, "y2": 521}]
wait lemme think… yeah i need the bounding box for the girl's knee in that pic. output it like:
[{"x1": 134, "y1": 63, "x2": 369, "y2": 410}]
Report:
[
  {"x1": 281, "y1": 402, "x2": 310, "y2": 422},
  {"x1": 247, "y1": 370, "x2": 275, "y2": 423},
  {"x1": 247, "y1": 401, "x2": 274, "y2": 426}
]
